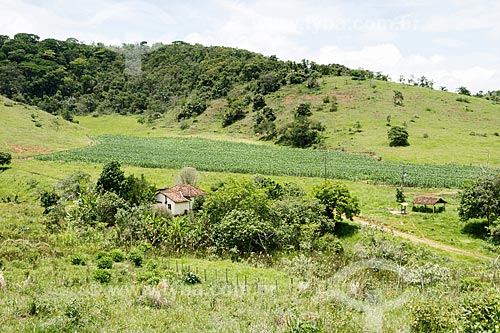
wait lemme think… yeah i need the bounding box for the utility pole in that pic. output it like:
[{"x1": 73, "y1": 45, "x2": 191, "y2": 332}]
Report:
[{"x1": 401, "y1": 166, "x2": 407, "y2": 189}]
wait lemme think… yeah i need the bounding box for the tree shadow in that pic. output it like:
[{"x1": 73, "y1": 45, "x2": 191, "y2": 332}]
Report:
[
  {"x1": 0, "y1": 166, "x2": 9, "y2": 173},
  {"x1": 461, "y1": 220, "x2": 489, "y2": 239},
  {"x1": 335, "y1": 220, "x2": 360, "y2": 238},
  {"x1": 412, "y1": 206, "x2": 446, "y2": 213}
]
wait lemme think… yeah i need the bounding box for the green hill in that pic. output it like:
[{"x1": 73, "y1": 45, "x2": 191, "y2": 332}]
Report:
[
  {"x1": 77, "y1": 75, "x2": 500, "y2": 168},
  {"x1": 1, "y1": 33, "x2": 499, "y2": 167},
  {"x1": 0, "y1": 96, "x2": 91, "y2": 156}
]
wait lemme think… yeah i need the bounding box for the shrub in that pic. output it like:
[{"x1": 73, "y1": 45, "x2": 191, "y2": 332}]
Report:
[
  {"x1": 0, "y1": 152, "x2": 12, "y2": 166},
  {"x1": 388, "y1": 126, "x2": 409, "y2": 147},
  {"x1": 312, "y1": 233, "x2": 343, "y2": 253},
  {"x1": 96, "y1": 256, "x2": 113, "y2": 269},
  {"x1": 461, "y1": 292, "x2": 500, "y2": 332},
  {"x1": 40, "y1": 190, "x2": 60, "y2": 214},
  {"x1": 213, "y1": 209, "x2": 276, "y2": 254},
  {"x1": 93, "y1": 269, "x2": 112, "y2": 283},
  {"x1": 70, "y1": 254, "x2": 86, "y2": 266},
  {"x1": 395, "y1": 188, "x2": 405, "y2": 203},
  {"x1": 276, "y1": 118, "x2": 324, "y2": 148},
  {"x1": 128, "y1": 250, "x2": 143, "y2": 267},
  {"x1": 109, "y1": 249, "x2": 125, "y2": 262},
  {"x1": 184, "y1": 271, "x2": 201, "y2": 284},
  {"x1": 410, "y1": 297, "x2": 459, "y2": 332},
  {"x1": 222, "y1": 106, "x2": 246, "y2": 127}
]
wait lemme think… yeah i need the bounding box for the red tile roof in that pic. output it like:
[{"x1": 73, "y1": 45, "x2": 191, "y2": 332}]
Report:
[{"x1": 158, "y1": 184, "x2": 206, "y2": 203}]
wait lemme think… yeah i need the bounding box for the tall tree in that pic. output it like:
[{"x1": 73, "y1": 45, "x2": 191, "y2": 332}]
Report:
[
  {"x1": 314, "y1": 180, "x2": 360, "y2": 221},
  {"x1": 96, "y1": 161, "x2": 126, "y2": 196}
]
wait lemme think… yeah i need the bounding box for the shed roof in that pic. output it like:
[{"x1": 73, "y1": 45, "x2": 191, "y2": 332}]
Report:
[
  {"x1": 412, "y1": 196, "x2": 447, "y2": 205},
  {"x1": 158, "y1": 184, "x2": 206, "y2": 203}
]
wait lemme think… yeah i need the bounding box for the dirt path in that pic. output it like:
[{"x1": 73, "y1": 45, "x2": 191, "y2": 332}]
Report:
[{"x1": 353, "y1": 217, "x2": 494, "y2": 261}]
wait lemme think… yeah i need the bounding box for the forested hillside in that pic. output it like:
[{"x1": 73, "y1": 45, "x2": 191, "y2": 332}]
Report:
[{"x1": 0, "y1": 33, "x2": 366, "y2": 119}]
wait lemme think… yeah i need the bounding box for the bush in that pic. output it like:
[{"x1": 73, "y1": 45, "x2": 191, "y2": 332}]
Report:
[
  {"x1": 461, "y1": 292, "x2": 500, "y2": 332},
  {"x1": 222, "y1": 106, "x2": 246, "y2": 127},
  {"x1": 276, "y1": 118, "x2": 324, "y2": 148},
  {"x1": 395, "y1": 188, "x2": 405, "y2": 203},
  {"x1": 213, "y1": 209, "x2": 276, "y2": 254},
  {"x1": 312, "y1": 233, "x2": 343, "y2": 253},
  {"x1": 109, "y1": 249, "x2": 125, "y2": 262},
  {"x1": 128, "y1": 250, "x2": 143, "y2": 267},
  {"x1": 93, "y1": 269, "x2": 112, "y2": 283},
  {"x1": 96, "y1": 256, "x2": 113, "y2": 269},
  {"x1": 40, "y1": 190, "x2": 60, "y2": 214},
  {"x1": 0, "y1": 152, "x2": 12, "y2": 166},
  {"x1": 388, "y1": 126, "x2": 409, "y2": 147},
  {"x1": 70, "y1": 254, "x2": 86, "y2": 266},
  {"x1": 410, "y1": 297, "x2": 459, "y2": 332},
  {"x1": 184, "y1": 271, "x2": 201, "y2": 284}
]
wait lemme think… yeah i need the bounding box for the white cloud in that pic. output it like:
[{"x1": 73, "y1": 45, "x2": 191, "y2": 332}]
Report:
[{"x1": 308, "y1": 43, "x2": 498, "y2": 92}]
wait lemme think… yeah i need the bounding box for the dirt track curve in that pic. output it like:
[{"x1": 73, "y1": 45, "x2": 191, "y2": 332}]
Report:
[{"x1": 353, "y1": 217, "x2": 494, "y2": 261}]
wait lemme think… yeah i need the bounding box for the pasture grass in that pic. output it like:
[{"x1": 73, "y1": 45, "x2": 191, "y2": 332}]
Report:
[{"x1": 0, "y1": 96, "x2": 91, "y2": 157}]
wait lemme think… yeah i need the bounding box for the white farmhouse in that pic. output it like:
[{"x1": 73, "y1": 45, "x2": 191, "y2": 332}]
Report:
[{"x1": 156, "y1": 184, "x2": 205, "y2": 215}]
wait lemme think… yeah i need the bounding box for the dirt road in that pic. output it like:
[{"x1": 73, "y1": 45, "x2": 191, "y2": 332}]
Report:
[{"x1": 353, "y1": 217, "x2": 494, "y2": 261}]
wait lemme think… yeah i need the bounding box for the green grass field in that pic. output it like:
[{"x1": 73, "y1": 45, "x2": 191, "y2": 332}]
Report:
[{"x1": 0, "y1": 96, "x2": 91, "y2": 157}]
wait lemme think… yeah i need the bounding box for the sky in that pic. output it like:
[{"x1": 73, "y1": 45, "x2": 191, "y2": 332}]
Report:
[{"x1": 1, "y1": 0, "x2": 499, "y2": 93}]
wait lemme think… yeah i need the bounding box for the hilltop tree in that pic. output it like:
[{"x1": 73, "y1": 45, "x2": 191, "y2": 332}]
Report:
[{"x1": 457, "y1": 86, "x2": 471, "y2": 96}]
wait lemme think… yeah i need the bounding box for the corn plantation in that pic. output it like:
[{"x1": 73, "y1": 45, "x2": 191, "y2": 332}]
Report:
[{"x1": 38, "y1": 135, "x2": 490, "y2": 188}]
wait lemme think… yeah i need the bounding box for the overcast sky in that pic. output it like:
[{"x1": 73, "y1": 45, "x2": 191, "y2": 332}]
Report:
[{"x1": 1, "y1": 0, "x2": 499, "y2": 92}]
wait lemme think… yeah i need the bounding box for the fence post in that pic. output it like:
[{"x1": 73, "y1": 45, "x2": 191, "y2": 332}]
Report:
[
  {"x1": 225, "y1": 268, "x2": 228, "y2": 284},
  {"x1": 204, "y1": 269, "x2": 207, "y2": 282},
  {"x1": 244, "y1": 275, "x2": 247, "y2": 293}
]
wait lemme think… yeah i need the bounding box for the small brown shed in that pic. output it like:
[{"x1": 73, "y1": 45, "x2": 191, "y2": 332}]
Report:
[{"x1": 412, "y1": 196, "x2": 447, "y2": 213}]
